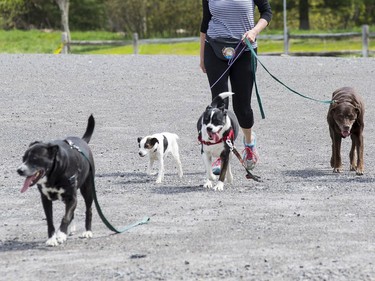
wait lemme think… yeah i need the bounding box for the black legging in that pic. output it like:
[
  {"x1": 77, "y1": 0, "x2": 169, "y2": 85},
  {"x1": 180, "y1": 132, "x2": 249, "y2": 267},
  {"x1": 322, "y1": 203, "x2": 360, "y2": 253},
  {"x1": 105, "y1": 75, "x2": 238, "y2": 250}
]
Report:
[{"x1": 204, "y1": 41, "x2": 256, "y2": 129}]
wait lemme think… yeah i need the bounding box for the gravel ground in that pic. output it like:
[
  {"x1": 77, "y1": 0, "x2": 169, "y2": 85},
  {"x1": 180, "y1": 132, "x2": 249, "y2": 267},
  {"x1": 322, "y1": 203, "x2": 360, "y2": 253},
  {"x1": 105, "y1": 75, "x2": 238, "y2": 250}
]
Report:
[{"x1": 0, "y1": 54, "x2": 375, "y2": 281}]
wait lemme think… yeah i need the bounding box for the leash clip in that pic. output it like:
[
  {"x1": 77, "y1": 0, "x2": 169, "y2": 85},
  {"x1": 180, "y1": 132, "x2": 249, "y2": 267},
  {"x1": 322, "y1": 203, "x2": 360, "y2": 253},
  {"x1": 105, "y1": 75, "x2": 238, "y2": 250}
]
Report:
[{"x1": 225, "y1": 139, "x2": 234, "y2": 151}]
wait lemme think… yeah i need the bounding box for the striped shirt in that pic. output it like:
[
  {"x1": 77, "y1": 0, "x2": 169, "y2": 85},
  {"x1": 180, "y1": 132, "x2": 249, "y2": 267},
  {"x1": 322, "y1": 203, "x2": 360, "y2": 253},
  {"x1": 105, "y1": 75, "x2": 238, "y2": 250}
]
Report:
[{"x1": 201, "y1": 0, "x2": 272, "y2": 48}]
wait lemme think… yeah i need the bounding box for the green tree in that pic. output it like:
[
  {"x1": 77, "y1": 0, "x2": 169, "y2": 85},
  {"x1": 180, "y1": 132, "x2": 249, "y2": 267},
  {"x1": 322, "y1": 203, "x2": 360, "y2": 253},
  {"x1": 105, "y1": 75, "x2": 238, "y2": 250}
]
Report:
[
  {"x1": 105, "y1": 0, "x2": 147, "y2": 37},
  {"x1": 0, "y1": 0, "x2": 28, "y2": 29},
  {"x1": 105, "y1": 0, "x2": 200, "y2": 38},
  {"x1": 299, "y1": 0, "x2": 310, "y2": 30}
]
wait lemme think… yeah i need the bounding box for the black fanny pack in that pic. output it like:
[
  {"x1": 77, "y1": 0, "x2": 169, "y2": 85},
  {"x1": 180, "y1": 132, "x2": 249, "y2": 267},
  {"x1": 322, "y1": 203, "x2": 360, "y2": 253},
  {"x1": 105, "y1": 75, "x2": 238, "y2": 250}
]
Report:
[{"x1": 206, "y1": 35, "x2": 247, "y2": 61}]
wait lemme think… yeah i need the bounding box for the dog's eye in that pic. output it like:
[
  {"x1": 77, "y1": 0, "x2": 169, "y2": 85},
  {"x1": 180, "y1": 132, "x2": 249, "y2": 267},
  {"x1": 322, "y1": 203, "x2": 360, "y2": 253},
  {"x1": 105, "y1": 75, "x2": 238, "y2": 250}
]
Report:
[
  {"x1": 31, "y1": 156, "x2": 39, "y2": 161},
  {"x1": 203, "y1": 115, "x2": 210, "y2": 123}
]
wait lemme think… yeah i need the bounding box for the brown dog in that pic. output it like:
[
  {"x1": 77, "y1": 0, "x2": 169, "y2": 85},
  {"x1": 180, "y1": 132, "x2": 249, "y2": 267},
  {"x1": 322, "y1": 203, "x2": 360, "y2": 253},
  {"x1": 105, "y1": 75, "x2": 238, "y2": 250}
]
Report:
[{"x1": 327, "y1": 87, "x2": 364, "y2": 175}]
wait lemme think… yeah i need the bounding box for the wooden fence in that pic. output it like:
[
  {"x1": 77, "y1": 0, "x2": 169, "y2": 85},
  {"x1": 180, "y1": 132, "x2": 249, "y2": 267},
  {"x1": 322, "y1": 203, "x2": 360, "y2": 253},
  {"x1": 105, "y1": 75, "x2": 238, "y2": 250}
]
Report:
[{"x1": 61, "y1": 25, "x2": 374, "y2": 57}]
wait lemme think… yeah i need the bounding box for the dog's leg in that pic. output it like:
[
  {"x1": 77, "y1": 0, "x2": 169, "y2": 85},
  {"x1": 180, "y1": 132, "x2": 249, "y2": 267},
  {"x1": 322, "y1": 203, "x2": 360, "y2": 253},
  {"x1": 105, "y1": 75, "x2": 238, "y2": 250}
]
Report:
[
  {"x1": 331, "y1": 132, "x2": 342, "y2": 173},
  {"x1": 171, "y1": 148, "x2": 183, "y2": 178},
  {"x1": 203, "y1": 153, "x2": 216, "y2": 186},
  {"x1": 55, "y1": 194, "x2": 77, "y2": 245},
  {"x1": 357, "y1": 133, "x2": 364, "y2": 175},
  {"x1": 156, "y1": 157, "x2": 164, "y2": 183},
  {"x1": 79, "y1": 178, "x2": 94, "y2": 239},
  {"x1": 147, "y1": 157, "x2": 155, "y2": 175},
  {"x1": 40, "y1": 193, "x2": 58, "y2": 246},
  {"x1": 214, "y1": 150, "x2": 230, "y2": 191},
  {"x1": 69, "y1": 219, "x2": 76, "y2": 236},
  {"x1": 349, "y1": 134, "x2": 357, "y2": 172},
  {"x1": 202, "y1": 153, "x2": 216, "y2": 188},
  {"x1": 351, "y1": 132, "x2": 364, "y2": 175}
]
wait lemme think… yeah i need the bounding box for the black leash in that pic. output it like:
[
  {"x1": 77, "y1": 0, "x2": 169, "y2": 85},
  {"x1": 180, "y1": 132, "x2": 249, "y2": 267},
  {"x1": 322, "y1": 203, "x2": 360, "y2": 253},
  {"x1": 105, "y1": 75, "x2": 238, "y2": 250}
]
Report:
[{"x1": 66, "y1": 139, "x2": 150, "y2": 234}]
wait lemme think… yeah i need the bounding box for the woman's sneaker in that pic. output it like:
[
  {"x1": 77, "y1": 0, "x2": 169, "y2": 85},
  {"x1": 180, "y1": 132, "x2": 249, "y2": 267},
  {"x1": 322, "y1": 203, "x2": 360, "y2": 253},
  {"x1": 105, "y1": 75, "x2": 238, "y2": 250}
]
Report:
[
  {"x1": 242, "y1": 132, "x2": 259, "y2": 170},
  {"x1": 212, "y1": 158, "x2": 221, "y2": 175}
]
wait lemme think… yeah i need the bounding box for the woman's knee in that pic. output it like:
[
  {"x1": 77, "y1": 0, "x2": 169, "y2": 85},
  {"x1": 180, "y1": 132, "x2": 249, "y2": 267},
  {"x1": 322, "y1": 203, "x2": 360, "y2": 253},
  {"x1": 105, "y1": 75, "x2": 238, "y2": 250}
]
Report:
[{"x1": 234, "y1": 107, "x2": 254, "y2": 128}]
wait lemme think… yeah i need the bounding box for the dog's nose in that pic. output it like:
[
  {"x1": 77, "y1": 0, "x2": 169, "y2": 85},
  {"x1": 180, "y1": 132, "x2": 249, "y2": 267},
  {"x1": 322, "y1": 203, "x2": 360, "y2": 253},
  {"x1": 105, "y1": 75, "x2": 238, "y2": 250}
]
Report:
[
  {"x1": 343, "y1": 125, "x2": 350, "y2": 131},
  {"x1": 17, "y1": 167, "x2": 25, "y2": 176},
  {"x1": 206, "y1": 127, "x2": 213, "y2": 132}
]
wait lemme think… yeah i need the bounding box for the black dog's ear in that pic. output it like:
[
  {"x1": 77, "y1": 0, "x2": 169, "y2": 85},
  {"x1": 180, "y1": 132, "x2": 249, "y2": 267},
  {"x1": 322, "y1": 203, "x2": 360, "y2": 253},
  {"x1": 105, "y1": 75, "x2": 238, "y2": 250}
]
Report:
[
  {"x1": 41, "y1": 144, "x2": 60, "y2": 163},
  {"x1": 137, "y1": 137, "x2": 143, "y2": 143},
  {"x1": 149, "y1": 137, "x2": 159, "y2": 147},
  {"x1": 47, "y1": 144, "x2": 59, "y2": 155},
  {"x1": 29, "y1": 141, "x2": 41, "y2": 147}
]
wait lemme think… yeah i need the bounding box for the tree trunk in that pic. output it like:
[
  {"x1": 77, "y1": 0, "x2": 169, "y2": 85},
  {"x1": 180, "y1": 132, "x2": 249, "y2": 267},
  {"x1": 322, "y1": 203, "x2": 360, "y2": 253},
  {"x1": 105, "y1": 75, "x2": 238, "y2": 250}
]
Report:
[
  {"x1": 55, "y1": 0, "x2": 70, "y2": 51},
  {"x1": 299, "y1": 0, "x2": 310, "y2": 30}
]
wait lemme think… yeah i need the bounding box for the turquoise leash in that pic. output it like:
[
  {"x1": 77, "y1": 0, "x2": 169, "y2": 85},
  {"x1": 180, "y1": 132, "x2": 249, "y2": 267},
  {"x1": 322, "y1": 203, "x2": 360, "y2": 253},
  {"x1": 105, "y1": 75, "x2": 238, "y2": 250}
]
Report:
[{"x1": 244, "y1": 37, "x2": 333, "y2": 119}]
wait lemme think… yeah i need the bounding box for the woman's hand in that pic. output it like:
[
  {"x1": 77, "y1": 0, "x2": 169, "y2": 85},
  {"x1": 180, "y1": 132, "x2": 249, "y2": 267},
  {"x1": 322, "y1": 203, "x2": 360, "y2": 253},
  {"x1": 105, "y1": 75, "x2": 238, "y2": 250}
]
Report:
[
  {"x1": 243, "y1": 19, "x2": 269, "y2": 43},
  {"x1": 242, "y1": 29, "x2": 258, "y2": 43}
]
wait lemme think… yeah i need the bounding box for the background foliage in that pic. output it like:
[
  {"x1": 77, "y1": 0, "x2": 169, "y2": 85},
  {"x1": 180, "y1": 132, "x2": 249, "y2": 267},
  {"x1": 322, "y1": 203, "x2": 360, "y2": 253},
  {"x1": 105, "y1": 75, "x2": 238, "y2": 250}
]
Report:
[{"x1": 0, "y1": 0, "x2": 374, "y2": 37}]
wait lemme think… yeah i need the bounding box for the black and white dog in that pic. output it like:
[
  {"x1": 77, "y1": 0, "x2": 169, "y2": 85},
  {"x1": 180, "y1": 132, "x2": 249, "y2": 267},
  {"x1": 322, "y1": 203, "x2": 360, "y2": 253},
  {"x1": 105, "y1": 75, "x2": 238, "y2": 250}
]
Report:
[
  {"x1": 138, "y1": 132, "x2": 183, "y2": 183},
  {"x1": 197, "y1": 92, "x2": 239, "y2": 190},
  {"x1": 17, "y1": 115, "x2": 95, "y2": 246}
]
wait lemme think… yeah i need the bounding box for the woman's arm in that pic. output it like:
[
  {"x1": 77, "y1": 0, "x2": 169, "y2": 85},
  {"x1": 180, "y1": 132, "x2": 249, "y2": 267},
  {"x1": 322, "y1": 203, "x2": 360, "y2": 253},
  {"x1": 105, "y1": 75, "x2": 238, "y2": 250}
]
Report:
[
  {"x1": 200, "y1": 0, "x2": 211, "y2": 73},
  {"x1": 243, "y1": 0, "x2": 272, "y2": 42},
  {"x1": 200, "y1": 32, "x2": 206, "y2": 73}
]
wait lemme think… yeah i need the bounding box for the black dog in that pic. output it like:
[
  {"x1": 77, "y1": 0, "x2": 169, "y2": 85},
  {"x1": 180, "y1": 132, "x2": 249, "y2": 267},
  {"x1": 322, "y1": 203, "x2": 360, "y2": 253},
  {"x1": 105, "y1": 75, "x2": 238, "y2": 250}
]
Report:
[
  {"x1": 17, "y1": 115, "x2": 95, "y2": 246},
  {"x1": 197, "y1": 92, "x2": 239, "y2": 190}
]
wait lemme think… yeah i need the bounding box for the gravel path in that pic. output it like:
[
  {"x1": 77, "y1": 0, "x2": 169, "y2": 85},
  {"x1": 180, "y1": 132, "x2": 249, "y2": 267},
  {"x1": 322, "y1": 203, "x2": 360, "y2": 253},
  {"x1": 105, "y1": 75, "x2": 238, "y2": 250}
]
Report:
[{"x1": 0, "y1": 54, "x2": 375, "y2": 280}]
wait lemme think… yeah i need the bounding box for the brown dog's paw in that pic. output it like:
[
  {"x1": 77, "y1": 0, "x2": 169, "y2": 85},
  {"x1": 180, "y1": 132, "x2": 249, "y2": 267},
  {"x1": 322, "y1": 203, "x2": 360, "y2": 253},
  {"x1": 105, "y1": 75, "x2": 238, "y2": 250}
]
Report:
[
  {"x1": 333, "y1": 168, "x2": 341, "y2": 173},
  {"x1": 355, "y1": 168, "x2": 364, "y2": 176}
]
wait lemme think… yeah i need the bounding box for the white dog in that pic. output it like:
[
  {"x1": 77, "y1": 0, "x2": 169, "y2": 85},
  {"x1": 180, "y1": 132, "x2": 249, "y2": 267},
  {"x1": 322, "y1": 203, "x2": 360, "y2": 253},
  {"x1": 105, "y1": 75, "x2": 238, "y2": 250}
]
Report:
[{"x1": 137, "y1": 132, "x2": 183, "y2": 183}]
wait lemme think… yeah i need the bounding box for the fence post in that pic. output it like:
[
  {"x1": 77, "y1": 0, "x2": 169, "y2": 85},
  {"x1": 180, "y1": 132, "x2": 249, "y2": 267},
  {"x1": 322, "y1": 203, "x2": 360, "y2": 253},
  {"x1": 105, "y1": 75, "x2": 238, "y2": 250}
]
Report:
[
  {"x1": 284, "y1": 29, "x2": 289, "y2": 55},
  {"x1": 61, "y1": 32, "x2": 69, "y2": 54},
  {"x1": 362, "y1": 25, "x2": 369, "y2": 57},
  {"x1": 133, "y1": 33, "x2": 139, "y2": 55}
]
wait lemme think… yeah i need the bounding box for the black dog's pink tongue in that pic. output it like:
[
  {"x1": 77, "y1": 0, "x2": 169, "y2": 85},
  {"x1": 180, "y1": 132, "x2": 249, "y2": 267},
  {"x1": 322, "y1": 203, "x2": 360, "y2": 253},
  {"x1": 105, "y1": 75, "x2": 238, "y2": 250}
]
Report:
[{"x1": 21, "y1": 176, "x2": 33, "y2": 193}]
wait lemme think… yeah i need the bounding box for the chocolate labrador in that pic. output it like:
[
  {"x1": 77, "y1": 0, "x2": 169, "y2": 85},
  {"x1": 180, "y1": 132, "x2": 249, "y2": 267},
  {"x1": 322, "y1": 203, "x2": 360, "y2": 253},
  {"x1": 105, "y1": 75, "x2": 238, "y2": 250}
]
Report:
[{"x1": 327, "y1": 87, "x2": 364, "y2": 175}]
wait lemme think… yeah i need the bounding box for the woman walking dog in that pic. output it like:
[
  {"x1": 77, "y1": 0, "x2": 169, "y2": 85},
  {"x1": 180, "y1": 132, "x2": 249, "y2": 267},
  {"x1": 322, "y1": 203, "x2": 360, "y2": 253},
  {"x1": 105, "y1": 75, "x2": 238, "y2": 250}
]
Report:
[{"x1": 200, "y1": 0, "x2": 272, "y2": 173}]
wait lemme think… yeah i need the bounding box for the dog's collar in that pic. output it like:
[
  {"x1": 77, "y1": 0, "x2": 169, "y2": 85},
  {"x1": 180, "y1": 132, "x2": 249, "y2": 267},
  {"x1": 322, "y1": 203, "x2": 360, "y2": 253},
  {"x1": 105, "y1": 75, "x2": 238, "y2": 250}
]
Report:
[{"x1": 198, "y1": 128, "x2": 234, "y2": 146}]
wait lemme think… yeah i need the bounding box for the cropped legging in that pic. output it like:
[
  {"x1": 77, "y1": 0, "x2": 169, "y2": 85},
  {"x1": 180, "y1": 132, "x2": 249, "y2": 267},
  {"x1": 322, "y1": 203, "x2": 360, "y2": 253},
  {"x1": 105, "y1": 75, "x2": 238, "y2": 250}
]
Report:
[{"x1": 204, "y1": 41, "x2": 257, "y2": 129}]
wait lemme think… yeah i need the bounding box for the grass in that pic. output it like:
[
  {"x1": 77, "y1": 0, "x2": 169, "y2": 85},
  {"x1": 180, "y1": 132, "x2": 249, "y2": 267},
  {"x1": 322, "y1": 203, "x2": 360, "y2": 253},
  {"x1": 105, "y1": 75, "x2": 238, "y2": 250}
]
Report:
[{"x1": 0, "y1": 29, "x2": 373, "y2": 56}]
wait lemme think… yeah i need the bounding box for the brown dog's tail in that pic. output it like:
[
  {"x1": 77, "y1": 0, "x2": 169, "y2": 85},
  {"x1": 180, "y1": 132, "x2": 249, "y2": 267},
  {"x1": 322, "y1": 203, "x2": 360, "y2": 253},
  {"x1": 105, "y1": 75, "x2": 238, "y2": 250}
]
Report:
[{"x1": 82, "y1": 114, "x2": 95, "y2": 143}]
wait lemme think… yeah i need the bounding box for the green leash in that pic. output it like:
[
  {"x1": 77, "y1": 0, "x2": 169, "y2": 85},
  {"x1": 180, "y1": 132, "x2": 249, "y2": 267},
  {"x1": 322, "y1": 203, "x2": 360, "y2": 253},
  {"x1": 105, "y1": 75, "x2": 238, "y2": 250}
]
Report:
[
  {"x1": 91, "y1": 176, "x2": 150, "y2": 234},
  {"x1": 67, "y1": 140, "x2": 150, "y2": 234},
  {"x1": 244, "y1": 37, "x2": 333, "y2": 119}
]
